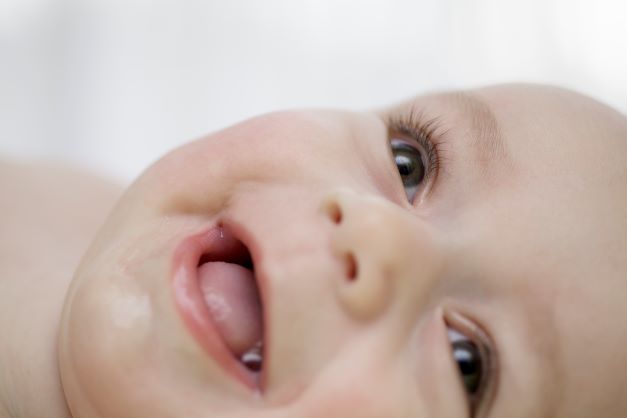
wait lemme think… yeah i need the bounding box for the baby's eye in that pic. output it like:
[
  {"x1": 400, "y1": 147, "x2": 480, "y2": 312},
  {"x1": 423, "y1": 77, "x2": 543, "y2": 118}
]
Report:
[
  {"x1": 447, "y1": 327, "x2": 492, "y2": 415},
  {"x1": 390, "y1": 138, "x2": 426, "y2": 202},
  {"x1": 449, "y1": 328, "x2": 483, "y2": 394}
]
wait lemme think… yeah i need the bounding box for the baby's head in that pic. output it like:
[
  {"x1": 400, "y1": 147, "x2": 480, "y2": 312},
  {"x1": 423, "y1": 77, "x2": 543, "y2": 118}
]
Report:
[{"x1": 58, "y1": 84, "x2": 627, "y2": 417}]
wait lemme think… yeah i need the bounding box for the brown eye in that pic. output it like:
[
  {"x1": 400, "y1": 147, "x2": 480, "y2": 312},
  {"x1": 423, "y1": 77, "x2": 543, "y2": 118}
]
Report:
[
  {"x1": 390, "y1": 138, "x2": 426, "y2": 202},
  {"x1": 451, "y1": 335, "x2": 483, "y2": 394},
  {"x1": 447, "y1": 326, "x2": 493, "y2": 415}
]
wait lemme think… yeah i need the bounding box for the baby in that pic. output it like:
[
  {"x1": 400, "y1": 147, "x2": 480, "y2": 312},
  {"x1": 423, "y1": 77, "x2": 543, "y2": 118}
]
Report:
[{"x1": 1, "y1": 84, "x2": 626, "y2": 418}]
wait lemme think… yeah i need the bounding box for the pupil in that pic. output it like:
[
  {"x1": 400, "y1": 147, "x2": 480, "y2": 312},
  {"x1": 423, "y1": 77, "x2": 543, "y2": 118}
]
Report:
[
  {"x1": 395, "y1": 154, "x2": 416, "y2": 176},
  {"x1": 453, "y1": 340, "x2": 482, "y2": 394},
  {"x1": 392, "y1": 143, "x2": 425, "y2": 186}
]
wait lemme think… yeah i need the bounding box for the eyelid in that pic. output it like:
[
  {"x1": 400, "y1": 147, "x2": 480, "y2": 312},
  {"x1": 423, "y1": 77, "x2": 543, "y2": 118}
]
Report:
[
  {"x1": 444, "y1": 310, "x2": 499, "y2": 417},
  {"x1": 385, "y1": 110, "x2": 447, "y2": 202}
]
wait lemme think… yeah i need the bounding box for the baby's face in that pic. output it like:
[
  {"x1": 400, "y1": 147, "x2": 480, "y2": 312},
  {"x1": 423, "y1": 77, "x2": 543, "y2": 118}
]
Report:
[{"x1": 58, "y1": 85, "x2": 627, "y2": 418}]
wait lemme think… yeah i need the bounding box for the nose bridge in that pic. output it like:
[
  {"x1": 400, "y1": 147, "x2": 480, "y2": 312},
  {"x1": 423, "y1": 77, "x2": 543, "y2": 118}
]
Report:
[{"x1": 322, "y1": 188, "x2": 444, "y2": 322}]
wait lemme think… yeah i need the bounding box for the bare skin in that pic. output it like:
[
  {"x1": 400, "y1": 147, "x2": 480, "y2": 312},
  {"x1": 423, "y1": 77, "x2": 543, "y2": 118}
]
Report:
[
  {"x1": 1, "y1": 84, "x2": 627, "y2": 418},
  {"x1": 0, "y1": 161, "x2": 122, "y2": 418}
]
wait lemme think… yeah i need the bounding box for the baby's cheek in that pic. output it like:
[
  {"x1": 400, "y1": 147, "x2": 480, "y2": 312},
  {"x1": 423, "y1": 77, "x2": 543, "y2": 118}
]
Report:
[
  {"x1": 131, "y1": 134, "x2": 248, "y2": 217},
  {"x1": 413, "y1": 312, "x2": 470, "y2": 418},
  {"x1": 143, "y1": 155, "x2": 233, "y2": 216},
  {"x1": 285, "y1": 316, "x2": 468, "y2": 418},
  {"x1": 58, "y1": 265, "x2": 159, "y2": 417}
]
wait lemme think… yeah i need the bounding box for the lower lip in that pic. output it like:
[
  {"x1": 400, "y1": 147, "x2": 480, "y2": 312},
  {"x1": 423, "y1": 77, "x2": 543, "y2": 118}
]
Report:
[{"x1": 171, "y1": 226, "x2": 257, "y2": 389}]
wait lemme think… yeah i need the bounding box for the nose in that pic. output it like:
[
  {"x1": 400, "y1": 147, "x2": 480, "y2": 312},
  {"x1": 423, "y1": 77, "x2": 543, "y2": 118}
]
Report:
[{"x1": 321, "y1": 188, "x2": 444, "y2": 321}]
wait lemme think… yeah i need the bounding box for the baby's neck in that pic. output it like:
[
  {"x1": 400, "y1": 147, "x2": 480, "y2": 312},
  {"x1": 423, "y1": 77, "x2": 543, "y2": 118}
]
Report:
[{"x1": 0, "y1": 160, "x2": 122, "y2": 418}]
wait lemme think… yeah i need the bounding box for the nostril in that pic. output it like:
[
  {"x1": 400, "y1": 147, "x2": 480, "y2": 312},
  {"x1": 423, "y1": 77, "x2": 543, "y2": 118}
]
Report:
[
  {"x1": 344, "y1": 252, "x2": 358, "y2": 281},
  {"x1": 325, "y1": 200, "x2": 343, "y2": 224}
]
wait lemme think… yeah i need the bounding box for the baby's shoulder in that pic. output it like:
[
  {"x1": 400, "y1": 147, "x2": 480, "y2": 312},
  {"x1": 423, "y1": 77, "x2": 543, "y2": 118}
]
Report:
[{"x1": 0, "y1": 157, "x2": 123, "y2": 273}]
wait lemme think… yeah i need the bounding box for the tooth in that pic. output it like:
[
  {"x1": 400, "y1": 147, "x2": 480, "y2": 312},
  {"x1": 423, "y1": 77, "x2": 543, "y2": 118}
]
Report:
[{"x1": 240, "y1": 341, "x2": 263, "y2": 372}]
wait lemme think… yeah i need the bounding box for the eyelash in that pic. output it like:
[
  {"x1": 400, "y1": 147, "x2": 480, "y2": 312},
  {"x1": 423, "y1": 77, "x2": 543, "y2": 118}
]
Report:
[
  {"x1": 386, "y1": 110, "x2": 448, "y2": 191},
  {"x1": 385, "y1": 112, "x2": 496, "y2": 413},
  {"x1": 446, "y1": 312, "x2": 497, "y2": 417}
]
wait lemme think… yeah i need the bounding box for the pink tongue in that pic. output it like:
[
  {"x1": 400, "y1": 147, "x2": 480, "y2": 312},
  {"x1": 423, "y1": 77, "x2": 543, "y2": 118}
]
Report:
[{"x1": 198, "y1": 262, "x2": 263, "y2": 356}]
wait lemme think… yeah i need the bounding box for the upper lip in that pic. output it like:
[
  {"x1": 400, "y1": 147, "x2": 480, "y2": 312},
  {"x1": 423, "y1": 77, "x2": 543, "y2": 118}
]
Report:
[{"x1": 170, "y1": 221, "x2": 267, "y2": 392}]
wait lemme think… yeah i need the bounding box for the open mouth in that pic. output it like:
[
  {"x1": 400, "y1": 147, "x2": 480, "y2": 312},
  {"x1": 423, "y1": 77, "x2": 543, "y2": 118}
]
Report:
[
  {"x1": 197, "y1": 230, "x2": 264, "y2": 373},
  {"x1": 172, "y1": 224, "x2": 265, "y2": 388}
]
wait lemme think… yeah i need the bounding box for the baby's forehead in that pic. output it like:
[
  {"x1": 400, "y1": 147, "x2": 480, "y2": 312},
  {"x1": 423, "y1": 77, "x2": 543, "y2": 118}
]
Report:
[
  {"x1": 395, "y1": 84, "x2": 624, "y2": 128},
  {"x1": 393, "y1": 84, "x2": 627, "y2": 187}
]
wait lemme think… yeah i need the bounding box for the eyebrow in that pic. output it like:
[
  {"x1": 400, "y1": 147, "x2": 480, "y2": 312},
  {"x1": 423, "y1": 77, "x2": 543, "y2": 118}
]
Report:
[{"x1": 447, "y1": 91, "x2": 511, "y2": 178}]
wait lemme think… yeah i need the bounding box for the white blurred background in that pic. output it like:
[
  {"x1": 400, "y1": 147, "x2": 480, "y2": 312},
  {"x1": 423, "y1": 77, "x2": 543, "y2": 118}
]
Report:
[{"x1": 1, "y1": 0, "x2": 626, "y2": 183}]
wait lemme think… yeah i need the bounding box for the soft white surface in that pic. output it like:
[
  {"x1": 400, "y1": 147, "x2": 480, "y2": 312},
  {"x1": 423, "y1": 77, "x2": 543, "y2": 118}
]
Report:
[{"x1": 1, "y1": 0, "x2": 626, "y2": 182}]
